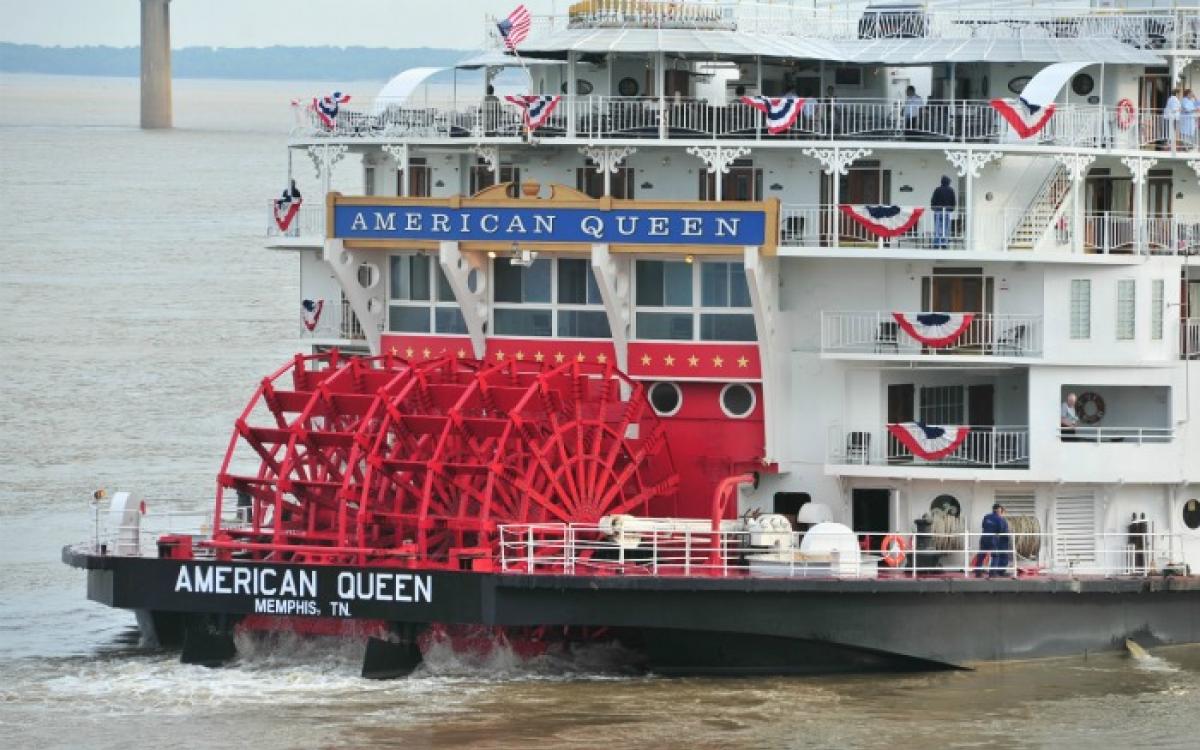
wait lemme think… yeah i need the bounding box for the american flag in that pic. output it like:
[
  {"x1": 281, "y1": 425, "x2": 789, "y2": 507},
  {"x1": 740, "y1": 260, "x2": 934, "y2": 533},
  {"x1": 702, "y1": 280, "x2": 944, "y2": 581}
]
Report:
[{"x1": 497, "y1": 4, "x2": 531, "y2": 49}]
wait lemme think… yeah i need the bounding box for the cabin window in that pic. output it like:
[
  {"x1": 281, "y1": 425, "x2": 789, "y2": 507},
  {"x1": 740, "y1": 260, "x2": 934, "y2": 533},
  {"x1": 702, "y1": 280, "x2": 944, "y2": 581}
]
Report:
[
  {"x1": 387, "y1": 253, "x2": 465, "y2": 334},
  {"x1": 699, "y1": 262, "x2": 755, "y2": 341},
  {"x1": 636, "y1": 260, "x2": 695, "y2": 340},
  {"x1": 576, "y1": 160, "x2": 634, "y2": 199},
  {"x1": 398, "y1": 157, "x2": 431, "y2": 197},
  {"x1": 1151, "y1": 279, "x2": 1164, "y2": 340},
  {"x1": 635, "y1": 260, "x2": 755, "y2": 342},
  {"x1": 918, "y1": 385, "x2": 965, "y2": 425},
  {"x1": 364, "y1": 166, "x2": 376, "y2": 196},
  {"x1": 1070, "y1": 279, "x2": 1091, "y2": 340},
  {"x1": 1184, "y1": 499, "x2": 1200, "y2": 531},
  {"x1": 492, "y1": 257, "x2": 609, "y2": 339},
  {"x1": 1117, "y1": 279, "x2": 1136, "y2": 340},
  {"x1": 469, "y1": 161, "x2": 520, "y2": 195}
]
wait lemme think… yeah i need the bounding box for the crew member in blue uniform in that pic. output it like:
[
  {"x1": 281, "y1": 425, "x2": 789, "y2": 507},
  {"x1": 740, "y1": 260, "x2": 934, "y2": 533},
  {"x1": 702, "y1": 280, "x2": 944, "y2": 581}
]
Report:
[{"x1": 981, "y1": 503, "x2": 1011, "y2": 578}]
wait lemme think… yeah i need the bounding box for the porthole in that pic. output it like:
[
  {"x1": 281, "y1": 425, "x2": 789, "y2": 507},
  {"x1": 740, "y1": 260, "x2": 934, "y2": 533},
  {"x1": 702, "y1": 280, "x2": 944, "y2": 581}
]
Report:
[
  {"x1": 648, "y1": 382, "x2": 682, "y2": 417},
  {"x1": 720, "y1": 383, "x2": 755, "y2": 419},
  {"x1": 931, "y1": 494, "x2": 961, "y2": 518},
  {"x1": 1184, "y1": 499, "x2": 1200, "y2": 531},
  {"x1": 1071, "y1": 73, "x2": 1095, "y2": 97},
  {"x1": 357, "y1": 262, "x2": 380, "y2": 290}
]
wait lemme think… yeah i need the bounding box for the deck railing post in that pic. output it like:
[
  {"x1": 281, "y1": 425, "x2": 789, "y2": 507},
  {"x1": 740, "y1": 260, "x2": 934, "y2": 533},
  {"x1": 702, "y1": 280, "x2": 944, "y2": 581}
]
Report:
[
  {"x1": 684, "y1": 530, "x2": 691, "y2": 576},
  {"x1": 963, "y1": 529, "x2": 970, "y2": 578},
  {"x1": 526, "y1": 526, "x2": 534, "y2": 573}
]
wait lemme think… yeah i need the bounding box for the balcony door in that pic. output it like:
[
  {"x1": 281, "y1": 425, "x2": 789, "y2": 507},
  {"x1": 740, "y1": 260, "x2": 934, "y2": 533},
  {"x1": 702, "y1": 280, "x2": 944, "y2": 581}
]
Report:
[{"x1": 822, "y1": 162, "x2": 892, "y2": 244}]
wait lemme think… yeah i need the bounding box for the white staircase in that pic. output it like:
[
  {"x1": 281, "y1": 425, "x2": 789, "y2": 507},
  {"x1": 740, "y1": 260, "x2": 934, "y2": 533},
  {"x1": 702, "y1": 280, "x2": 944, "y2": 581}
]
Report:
[{"x1": 1006, "y1": 163, "x2": 1071, "y2": 251}]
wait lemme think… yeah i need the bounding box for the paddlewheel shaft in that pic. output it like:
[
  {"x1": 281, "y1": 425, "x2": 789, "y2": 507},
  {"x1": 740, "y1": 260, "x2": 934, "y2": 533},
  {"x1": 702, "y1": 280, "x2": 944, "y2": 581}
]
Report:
[{"x1": 211, "y1": 352, "x2": 678, "y2": 567}]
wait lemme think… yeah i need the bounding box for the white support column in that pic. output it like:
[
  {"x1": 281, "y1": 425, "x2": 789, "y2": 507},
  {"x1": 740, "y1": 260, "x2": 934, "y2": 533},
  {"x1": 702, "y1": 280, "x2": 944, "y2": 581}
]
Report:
[
  {"x1": 579, "y1": 145, "x2": 636, "y2": 197},
  {"x1": 803, "y1": 146, "x2": 872, "y2": 249},
  {"x1": 437, "y1": 241, "x2": 489, "y2": 357},
  {"x1": 1122, "y1": 156, "x2": 1157, "y2": 254},
  {"x1": 1054, "y1": 152, "x2": 1096, "y2": 255},
  {"x1": 323, "y1": 239, "x2": 385, "y2": 353},
  {"x1": 381, "y1": 143, "x2": 410, "y2": 197},
  {"x1": 687, "y1": 145, "x2": 751, "y2": 202},
  {"x1": 567, "y1": 51, "x2": 577, "y2": 139},
  {"x1": 656, "y1": 51, "x2": 666, "y2": 139},
  {"x1": 743, "y1": 245, "x2": 779, "y2": 462},
  {"x1": 590, "y1": 243, "x2": 630, "y2": 372},
  {"x1": 945, "y1": 149, "x2": 1002, "y2": 251}
]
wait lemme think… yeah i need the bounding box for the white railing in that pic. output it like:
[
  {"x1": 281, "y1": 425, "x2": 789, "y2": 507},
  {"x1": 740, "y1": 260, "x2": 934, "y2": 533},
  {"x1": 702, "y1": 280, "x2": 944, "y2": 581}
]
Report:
[
  {"x1": 83, "y1": 505, "x2": 242, "y2": 559},
  {"x1": 266, "y1": 201, "x2": 324, "y2": 239},
  {"x1": 291, "y1": 95, "x2": 1200, "y2": 153},
  {"x1": 490, "y1": 6, "x2": 1193, "y2": 49},
  {"x1": 821, "y1": 311, "x2": 1042, "y2": 357},
  {"x1": 779, "y1": 205, "x2": 966, "y2": 250},
  {"x1": 1082, "y1": 213, "x2": 1200, "y2": 256},
  {"x1": 496, "y1": 522, "x2": 1189, "y2": 580},
  {"x1": 1059, "y1": 426, "x2": 1174, "y2": 444},
  {"x1": 1185, "y1": 318, "x2": 1200, "y2": 359},
  {"x1": 830, "y1": 424, "x2": 1030, "y2": 469}
]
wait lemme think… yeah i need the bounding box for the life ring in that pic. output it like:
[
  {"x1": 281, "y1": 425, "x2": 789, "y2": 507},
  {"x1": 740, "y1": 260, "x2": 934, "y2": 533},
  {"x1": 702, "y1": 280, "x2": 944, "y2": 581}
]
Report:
[
  {"x1": 1077, "y1": 391, "x2": 1106, "y2": 425},
  {"x1": 880, "y1": 534, "x2": 908, "y2": 568},
  {"x1": 1117, "y1": 98, "x2": 1136, "y2": 130}
]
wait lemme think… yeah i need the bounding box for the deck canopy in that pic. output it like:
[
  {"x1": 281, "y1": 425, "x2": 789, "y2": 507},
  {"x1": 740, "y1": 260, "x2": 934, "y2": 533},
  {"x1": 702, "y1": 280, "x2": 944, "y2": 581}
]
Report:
[{"x1": 513, "y1": 27, "x2": 1165, "y2": 66}]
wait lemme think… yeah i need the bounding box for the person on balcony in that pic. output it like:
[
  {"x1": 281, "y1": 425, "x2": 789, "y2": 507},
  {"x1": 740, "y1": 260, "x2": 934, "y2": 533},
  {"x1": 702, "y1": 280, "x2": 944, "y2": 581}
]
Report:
[
  {"x1": 483, "y1": 85, "x2": 500, "y2": 136},
  {"x1": 1181, "y1": 89, "x2": 1197, "y2": 149},
  {"x1": 822, "y1": 85, "x2": 838, "y2": 135},
  {"x1": 1163, "y1": 88, "x2": 1182, "y2": 150},
  {"x1": 1061, "y1": 392, "x2": 1079, "y2": 441},
  {"x1": 902, "y1": 85, "x2": 923, "y2": 139},
  {"x1": 930, "y1": 176, "x2": 956, "y2": 248}
]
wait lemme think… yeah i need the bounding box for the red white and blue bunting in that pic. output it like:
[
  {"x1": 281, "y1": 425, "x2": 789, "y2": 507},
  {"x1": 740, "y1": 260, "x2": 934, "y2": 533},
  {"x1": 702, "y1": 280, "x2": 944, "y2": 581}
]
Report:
[
  {"x1": 887, "y1": 422, "x2": 970, "y2": 461},
  {"x1": 892, "y1": 312, "x2": 975, "y2": 348},
  {"x1": 302, "y1": 299, "x2": 324, "y2": 331},
  {"x1": 274, "y1": 192, "x2": 302, "y2": 232},
  {"x1": 838, "y1": 204, "x2": 924, "y2": 238},
  {"x1": 312, "y1": 91, "x2": 351, "y2": 128},
  {"x1": 739, "y1": 96, "x2": 805, "y2": 134},
  {"x1": 504, "y1": 95, "x2": 562, "y2": 131},
  {"x1": 989, "y1": 97, "x2": 1056, "y2": 139}
]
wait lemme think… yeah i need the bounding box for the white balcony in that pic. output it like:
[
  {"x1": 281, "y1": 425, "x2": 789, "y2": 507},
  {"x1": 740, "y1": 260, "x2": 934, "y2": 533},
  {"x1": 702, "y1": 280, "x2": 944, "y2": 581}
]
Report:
[
  {"x1": 1185, "y1": 318, "x2": 1200, "y2": 360},
  {"x1": 291, "y1": 95, "x2": 1200, "y2": 154},
  {"x1": 266, "y1": 201, "x2": 324, "y2": 245},
  {"x1": 821, "y1": 312, "x2": 1042, "y2": 358},
  {"x1": 301, "y1": 298, "x2": 371, "y2": 343},
  {"x1": 781, "y1": 206, "x2": 966, "y2": 251},
  {"x1": 829, "y1": 424, "x2": 1030, "y2": 470},
  {"x1": 1059, "y1": 426, "x2": 1174, "y2": 445},
  {"x1": 1081, "y1": 213, "x2": 1200, "y2": 256}
]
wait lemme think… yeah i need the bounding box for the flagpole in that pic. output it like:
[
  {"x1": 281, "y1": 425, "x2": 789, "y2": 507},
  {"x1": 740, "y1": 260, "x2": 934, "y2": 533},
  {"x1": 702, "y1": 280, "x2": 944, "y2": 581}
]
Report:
[{"x1": 509, "y1": 45, "x2": 534, "y2": 140}]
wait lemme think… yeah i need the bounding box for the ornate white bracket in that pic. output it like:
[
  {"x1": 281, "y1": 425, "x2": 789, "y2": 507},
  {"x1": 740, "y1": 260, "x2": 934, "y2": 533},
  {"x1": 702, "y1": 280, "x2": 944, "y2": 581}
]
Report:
[
  {"x1": 801, "y1": 147, "x2": 872, "y2": 176},
  {"x1": 578, "y1": 145, "x2": 637, "y2": 174},
  {"x1": 1121, "y1": 156, "x2": 1158, "y2": 186},
  {"x1": 380, "y1": 143, "x2": 409, "y2": 169},
  {"x1": 686, "y1": 145, "x2": 751, "y2": 174},
  {"x1": 437, "y1": 241, "x2": 488, "y2": 358},
  {"x1": 590, "y1": 244, "x2": 630, "y2": 372},
  {"x1": 944, "y1": 149, "x2": 1003, "y2": 179},
  {"x1": 1173, "y1": 57, "x2": 1194, "y2": 87},
  {"x1": 1053, "y1": 152, "x2": 1096, "y2": 182},
  {"x1": 322, "y1": 239, "x2": 384, "y2": 352},
  {"x1": 306, "y1": 143, "x2": 349, "y2": 182},
  {"x1": 470, "y1": 143, "x2": 500, "y2": 174},
  {"x1": 1188, "y1": 159, "x2": 1200, "y2": 181}
]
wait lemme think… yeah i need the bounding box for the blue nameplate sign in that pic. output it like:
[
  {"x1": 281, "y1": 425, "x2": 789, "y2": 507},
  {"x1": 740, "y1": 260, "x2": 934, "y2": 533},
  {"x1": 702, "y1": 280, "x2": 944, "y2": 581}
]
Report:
[{"x1": 333, "y1": 205, "x2": 768, "y2": 246}]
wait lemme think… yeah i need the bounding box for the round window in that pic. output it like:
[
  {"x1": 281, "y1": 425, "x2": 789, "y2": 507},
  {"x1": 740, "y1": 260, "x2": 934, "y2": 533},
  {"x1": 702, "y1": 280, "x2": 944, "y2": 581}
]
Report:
[
  {"x1": 931, "y1": 494, "x2": 961, "y2": 518},
  {"x1": 648, "y1": 382, "x2": 682, "y2": 417},
  {"x1": 720, "y1": 383, "x2": 755, "y2": 418},
  {"x1": 1184, "y1": 499, "x2": 1200, "y2": 531},
  {"x1": 1071, "y1": 73, "x2": 1095, "y2": 97},
  {"x1": 618, "y1": 77, "x2": 640, "y2": 97},
  {"x1": 560, "y1": 79, "x2": 594, "y2": 95},
  {"x1": 1007, "y1": 76, "x2": 1031, "y2": 95}
]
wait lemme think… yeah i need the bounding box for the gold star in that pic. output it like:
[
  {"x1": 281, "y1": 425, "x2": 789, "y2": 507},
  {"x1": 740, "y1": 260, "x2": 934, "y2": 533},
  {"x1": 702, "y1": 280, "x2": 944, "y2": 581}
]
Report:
[
  {"x1": 640, "y1": 354, "x2": 652, "y2": 366},
  {"x1": 495, "y1": 350, "x2": 506, "y2": 361},
  {"x1": 405, "y1": 347, "x2": 415, "y2": 358},
  {"x1": 597, "y1": 353, "x2": 608, "y2": 364},
  {"x1": 515, "y1": 350, "x2": 525, "y2": 361},
  {"x1": 390, "y1": 346, "x2": 399, "y2": 356},
  {"x1": 664, "y1": 354, "x2": 676, "y2": 367},
  {"x1": 554, "y1": 352, "x2": 565, "y2": 363},
  {"x1": 712, "y1": 355, "x2": 724, "y2": 368},
  {"x1": 576, "y1": 352, "x2": 586, "y2": 362},
  {"x1": 737, "y1": 356, "x2": 749, "y2": 368},
  {"x1": 687, "y1": 355, "x2": 700, "y2": 367},
  {"x1": 456, "y1": 348, "x2": 466, "y2": 359},
  {"x1": 534, "y1": 351, "x2": 545, "y2": 363},
  {"x1": 422, "y1": 348, "x2": 432, "y2": 359}
]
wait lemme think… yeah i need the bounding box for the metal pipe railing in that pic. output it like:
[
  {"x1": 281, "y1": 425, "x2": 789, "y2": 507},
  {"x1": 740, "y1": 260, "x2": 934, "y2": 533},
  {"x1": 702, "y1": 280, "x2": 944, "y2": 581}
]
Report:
[
  {"x1": 829, "y1": 424, "x2": 1030, "y2": 469},
  {"x1": 820, "y1": 311, "x2": 1043, "y2": 357}
]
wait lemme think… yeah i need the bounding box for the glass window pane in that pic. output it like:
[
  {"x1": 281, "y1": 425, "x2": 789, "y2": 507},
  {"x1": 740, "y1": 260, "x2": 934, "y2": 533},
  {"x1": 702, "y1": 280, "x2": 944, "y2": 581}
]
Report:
[
  {"x1": 637, "y1": 311, "x2": 693, "y2": 340},
  {"x1": 701, "y1": 263, "x2": 729, "y2": 307},
  {"x1": 700, "y1": 313, "x2": 756, "y2": 341},
  {"x1": 523, "y1": 258, "x2": 552, "y2": 303},
  {"x1": 1117, "y1": 279, "x2": 1136, "y2": 340},
  {"x1": 557, "y1": 259, "x2": 589, "y2": 304},
  {"x1": 494, "y1": 307, "x2": 553, "y2": 337},
  {"x1": 388, "y1": 305, "x2": 430, "y2": 333},
  {"x1": 729, "y1": 266, "x2": 751, "y2": 307},
  {"x1": 664, "y1": 262, "x2": 693, "y2": 306},
  {"x1": 493, "y1": 261, "x2": 523, "y2": 303},
  {"x1": 636, "y1": 260, "x2": 664, "y2": 306},
  {"x1": 435, "y1": 306, "x2": 467, "y2": 334},
  {"x1": 586, "y1": 265, "x2": 603, "y2": 305},
  {"x1": 1070, "y1": 279, "x2": 1091, "y2": 340},
  {"x1": 390, "y1": 255, "x2": 431, "y2": 301},
  {"x1": 436, "y1": 265, "x2": 454, "y2": 302},
  {"x1": 410, "y1": 255, "x2": 430, "y2": 300},
  {"x1": 557, "y1": 310, "x2": 612, "y2": 338}
]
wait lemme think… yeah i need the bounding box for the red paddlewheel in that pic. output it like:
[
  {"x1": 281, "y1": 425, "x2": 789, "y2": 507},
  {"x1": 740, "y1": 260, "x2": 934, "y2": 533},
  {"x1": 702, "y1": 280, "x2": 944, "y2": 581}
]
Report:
[{"x1": 210, "y1": 351, "x2": 678, "y2": 567}]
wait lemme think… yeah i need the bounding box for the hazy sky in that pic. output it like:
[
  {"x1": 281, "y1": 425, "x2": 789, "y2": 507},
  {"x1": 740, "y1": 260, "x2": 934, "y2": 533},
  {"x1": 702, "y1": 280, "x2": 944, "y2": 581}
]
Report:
[{"x1": 0, "y1": 0, "x2": 559, "y2": 49}]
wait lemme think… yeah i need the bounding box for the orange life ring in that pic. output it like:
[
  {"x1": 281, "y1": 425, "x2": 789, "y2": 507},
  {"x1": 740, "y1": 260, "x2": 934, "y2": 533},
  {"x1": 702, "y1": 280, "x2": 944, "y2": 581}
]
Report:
[
  {"x1": 1117, "y1": 98, "x2": 1136, "y2": 130},
  {"x1": 880, "y1": 534, "x2": 908, "y2": 568}
]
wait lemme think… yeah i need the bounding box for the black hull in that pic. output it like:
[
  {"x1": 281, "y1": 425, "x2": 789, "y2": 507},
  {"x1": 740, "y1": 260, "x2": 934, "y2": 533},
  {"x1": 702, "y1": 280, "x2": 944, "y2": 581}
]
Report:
[{"x1": 65, "y1": 546, "x2": 1200, "y2": 675}]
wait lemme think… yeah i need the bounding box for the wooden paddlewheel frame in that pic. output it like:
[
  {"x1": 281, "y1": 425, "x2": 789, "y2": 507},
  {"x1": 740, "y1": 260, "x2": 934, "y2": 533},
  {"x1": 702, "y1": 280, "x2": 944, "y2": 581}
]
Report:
[{"x1": 208, "y1": 351, "x2": 679, "y2": 568}]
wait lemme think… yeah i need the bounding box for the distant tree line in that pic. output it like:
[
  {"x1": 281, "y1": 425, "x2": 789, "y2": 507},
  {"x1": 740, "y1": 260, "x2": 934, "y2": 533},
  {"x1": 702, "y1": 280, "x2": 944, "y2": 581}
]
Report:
[{"x1": 0, "y1": 43, "x2": 470, "y2": 80}]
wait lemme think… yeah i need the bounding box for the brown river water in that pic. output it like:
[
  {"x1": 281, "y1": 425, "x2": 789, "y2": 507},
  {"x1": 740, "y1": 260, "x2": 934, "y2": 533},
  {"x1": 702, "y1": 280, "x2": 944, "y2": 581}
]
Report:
[{"x1": 1, "y1": 73, "x2": 1198, "y2": 749}]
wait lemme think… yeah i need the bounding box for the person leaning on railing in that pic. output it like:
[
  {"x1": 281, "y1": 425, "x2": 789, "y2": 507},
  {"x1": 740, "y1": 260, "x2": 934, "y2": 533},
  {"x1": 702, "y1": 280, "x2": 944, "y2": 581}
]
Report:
[
  {"x1": 930, "y1": 176, "x2": 956, "y2": 249},
  {"x1": 1060, "y1": 392, "x2": 1079, "y2": 442}
]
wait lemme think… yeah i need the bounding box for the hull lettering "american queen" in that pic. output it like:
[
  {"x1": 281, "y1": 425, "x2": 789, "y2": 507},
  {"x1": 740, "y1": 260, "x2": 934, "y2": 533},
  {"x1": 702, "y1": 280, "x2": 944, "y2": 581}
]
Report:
[{"x1": 332, "y1": 205, "x2": 768, "y2": 246}]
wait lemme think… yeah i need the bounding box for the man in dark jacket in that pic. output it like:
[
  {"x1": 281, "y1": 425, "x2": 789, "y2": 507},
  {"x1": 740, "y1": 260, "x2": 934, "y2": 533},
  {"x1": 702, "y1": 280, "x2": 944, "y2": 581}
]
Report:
[
  {"x1": 981, "y1": 504, "x2": 1011, "y2": 578},
  {"x1": 931, "y1": 176, "x2": 956, "y2": 248}
]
